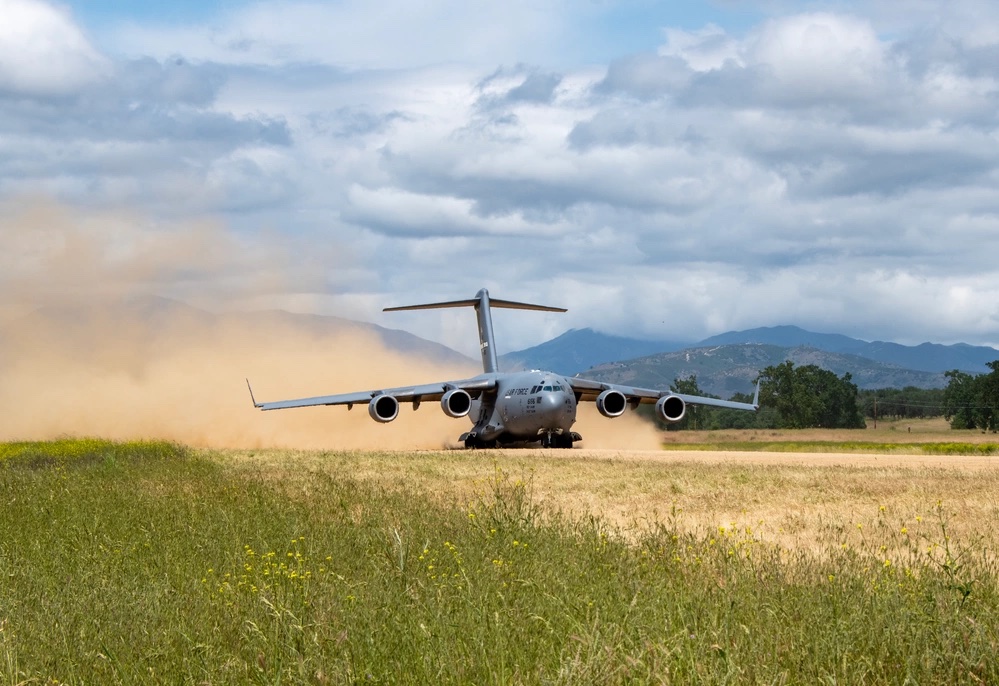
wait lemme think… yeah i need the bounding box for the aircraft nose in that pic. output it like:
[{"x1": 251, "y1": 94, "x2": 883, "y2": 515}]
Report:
[{"x1": 537, "y1": 392, "x2": 560, "y2": 413}]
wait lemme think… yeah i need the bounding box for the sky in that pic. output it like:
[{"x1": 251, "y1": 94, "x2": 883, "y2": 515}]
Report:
[{"x1": 2, "y1": 0, "x2": 999, "y2": 357}]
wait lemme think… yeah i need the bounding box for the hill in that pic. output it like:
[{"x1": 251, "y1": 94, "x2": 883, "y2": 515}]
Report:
[
  {"x1": 698, "y1": 325, "x2": 999, "y2": 374},
  {"x1": 503, "y1": 325, "x2": 999, "y2": 394},
  {"x1": 499, "y1": 328, "x2": 684, "y2": 375},
  {"x1": 580, "y1": 344, "x2": 948, "y2": 398}
]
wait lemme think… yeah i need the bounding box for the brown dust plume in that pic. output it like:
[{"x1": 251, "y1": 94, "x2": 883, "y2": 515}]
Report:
[{"x1": 0, "y1": 199, "x2": 664, "y2": 451}]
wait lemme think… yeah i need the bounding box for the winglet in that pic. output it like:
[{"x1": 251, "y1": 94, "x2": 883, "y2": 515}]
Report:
[
  {"x1": 752, "y1": 379, "x2": 761, "y2": 409},
  {"x1": 246, "y1": 378, "x2": 262, "y2": 408}
]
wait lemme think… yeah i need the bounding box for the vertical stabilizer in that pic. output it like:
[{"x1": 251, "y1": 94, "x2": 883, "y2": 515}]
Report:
[
  {"x1": 384, "y1": 288, "x2": 567, "y2": 374},
  {"x1": 474, "y1": 289, "x2": 498, "y2": 373}
]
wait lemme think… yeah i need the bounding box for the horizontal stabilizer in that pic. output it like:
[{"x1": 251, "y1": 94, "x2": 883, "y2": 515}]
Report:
[
  {"x1": 384, "y1": 288, "x2": 565, "y2": 374},
  {"x1": 385, "y1": 298, "x2": 565, "y2": 313}
]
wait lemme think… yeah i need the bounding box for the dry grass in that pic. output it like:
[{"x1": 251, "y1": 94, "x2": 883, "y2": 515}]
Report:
[
  {"x1": 663, "y1": 416, "x2": 998, "y2": 445},
  {"x1": 219, "y1": 432, "x2": 999, "y2": 558}
]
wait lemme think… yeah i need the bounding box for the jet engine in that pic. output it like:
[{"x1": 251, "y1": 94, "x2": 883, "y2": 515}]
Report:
[
  {"x1": 595, "y1": 389, "x2": 628, "y2": 418},
  {"x1": 440, "y1": 389, "x2": 472, "y2": 418},
  {"x1": 656, "y1": 395, "x2": 686, "y2": 423},
  {"x1": 368, "y1": 394, "x2": 400, "y2": 423}
]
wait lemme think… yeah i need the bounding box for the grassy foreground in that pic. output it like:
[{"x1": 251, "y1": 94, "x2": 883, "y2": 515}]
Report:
[{"x1": 1, "y1": 440, "x2": 998, "y2": 683}]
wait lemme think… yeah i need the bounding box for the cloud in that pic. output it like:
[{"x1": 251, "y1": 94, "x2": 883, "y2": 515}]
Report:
[
  {"x1": 476, "y1": 65, "x2": 564, "y2": 109},
  {"x1": 0, "y1": 47, "x2": 292, "y2": 212},
  {"x1": 2, "y1": 0, "x2": 999, "y2": 358},
  {"x1": 106, "y1": 0, "x2": 573, "y2": 69},
  {"x1": 746, "y1": 13, "x2": 889, "y2": 100},
  {"x1": 0, "y1": 0, "x2": 109, "y2": 95}
]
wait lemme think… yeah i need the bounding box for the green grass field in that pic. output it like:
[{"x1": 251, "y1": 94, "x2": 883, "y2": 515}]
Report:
[{"x1": 2, "y1": 438, "x2": 998, "y2": 684}]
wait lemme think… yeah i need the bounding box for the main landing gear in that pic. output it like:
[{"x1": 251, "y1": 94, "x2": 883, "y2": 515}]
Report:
[
  {"x1": 460, "y1": 431, "x2": 582, "y2": 449},
  {"x1": 540, "y1": 431, "x2": 581, "y2": 449},
  {"x1": 463, "y1": 436, "x2": 498, "y2": 449}
]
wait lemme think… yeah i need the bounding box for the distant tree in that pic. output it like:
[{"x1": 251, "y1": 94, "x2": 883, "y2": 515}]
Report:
[
  {"x1": 758, "y1": 361, "x2": 865, "y2": 429},
  {"x1": 670, "y1": 376, "x2": 702, "y2": 396},
  {"x1": 980, "y1": 361, "x2": 999, "y2": 432},
  {"x1": 858, "y1": 387, "x2": 947, "y2": 420},
  {"x1": 758, "y1": 361, "x2": 812, "y2": 429},
  {"x1": 945, "y1": 362, "x2": 999, "y2": 432},
  {"x1": 636, "y1": 366, "x2": 870, "y2": 431},
  {"x1": 944, "y1": 370, "x2": 979, "y2": 429}
]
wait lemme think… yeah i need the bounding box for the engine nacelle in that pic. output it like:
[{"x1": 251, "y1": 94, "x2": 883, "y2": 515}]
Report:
[
  {"x1": 440, "y1": 389, "x2": 472, "y2": 418},
  {"x1": 595, "y1": 389, "x2": 628, "y2": 418},
  {"x1": 368, "y1": 394, "x2": 400, "y2": 423},
  {"x1": 656, "y1": 395, "x2": 686, "y2": 423}
]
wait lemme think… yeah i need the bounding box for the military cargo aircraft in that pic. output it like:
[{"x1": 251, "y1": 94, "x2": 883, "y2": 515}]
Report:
[{"x1": 248, "y1": 289, "x2": 759, "y2": 448}]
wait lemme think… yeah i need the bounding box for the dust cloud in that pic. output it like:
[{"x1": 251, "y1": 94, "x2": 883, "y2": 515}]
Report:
[
  {"x1": 0, "y1": 198, "x2": 665, "y2": 451},
  {"x1": 574, "y1": 404, "x2": 665, "y2": 451},
  {"x1": 0, "y1": 199, "x2": 476, "y2": 449}
]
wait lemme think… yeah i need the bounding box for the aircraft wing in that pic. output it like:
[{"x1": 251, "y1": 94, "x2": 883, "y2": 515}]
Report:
[
  {"x1": 569, "y1": 377, "x2": 760, "y2": 411},
  {"x1": 248, "y1": 376, "x2": 497, "y2": 411}
]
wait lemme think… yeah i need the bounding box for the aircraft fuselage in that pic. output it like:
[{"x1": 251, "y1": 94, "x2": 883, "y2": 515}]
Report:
[{"x1": 464, "y1": 370, "x2": 579, "y2": 448}]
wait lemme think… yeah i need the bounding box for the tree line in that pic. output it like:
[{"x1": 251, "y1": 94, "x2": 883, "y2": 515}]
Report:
[
  {"x1": 856, "y1": 387, "x2": 947, "y2": 421},
  {"x1": 641, "y1": 361, "x2": 866, "y2": 430},
  {"x1": 638, "y1": 360, "x2": 999, "y2": 431}
]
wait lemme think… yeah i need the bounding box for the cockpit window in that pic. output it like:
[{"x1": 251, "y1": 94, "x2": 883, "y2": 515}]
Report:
[{"x1": 543, "y1": 386, "x2": 552, "y2": 391}]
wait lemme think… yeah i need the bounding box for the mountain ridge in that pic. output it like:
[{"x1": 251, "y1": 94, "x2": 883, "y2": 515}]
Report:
[
  {"x1": 503, "y1": 325, "x2": 999, "y2": 379},
  {"x1": 581, "y1": 343, "x2": 950, "y2": 397},
  {"x1": 697, "y1": 325, "x2": 998, "y2": 374},
  {"x1": 499, "y1": 327, "x2": 685, "y2": 375},
  {"x1": 502, "y1": 326, "x2": 999, "y2": 397}
]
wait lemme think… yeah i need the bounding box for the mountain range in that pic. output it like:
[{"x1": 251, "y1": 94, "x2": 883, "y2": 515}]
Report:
[
  {"x1": 697, "y1": 326, "x2": 999, "y2": 375},
  {"x1": 501, "y1": 326, "x2": 999, "y2": 397}
]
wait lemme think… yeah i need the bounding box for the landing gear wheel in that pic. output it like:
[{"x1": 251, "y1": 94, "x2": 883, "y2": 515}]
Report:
[
  {"x1": 464, "y1": 436, "x2": 497, "y2": 449},
  {"x1": 541, "y1": 432, "x2": 571, "y2": 449}
]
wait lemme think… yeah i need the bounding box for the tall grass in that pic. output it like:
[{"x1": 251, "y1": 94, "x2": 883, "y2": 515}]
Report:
[{"x1": 1, "y1": 441, "x2": 997, "y2": 683}]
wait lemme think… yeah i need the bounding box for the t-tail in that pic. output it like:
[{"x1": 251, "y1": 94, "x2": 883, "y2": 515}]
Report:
[{"x1": 384, "y1": 288, "x2": 566, "y2": 374}]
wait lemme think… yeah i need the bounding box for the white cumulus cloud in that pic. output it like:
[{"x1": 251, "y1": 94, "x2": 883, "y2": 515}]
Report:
[{"x1": 0, "y1": 0, "x2": 108, "y2": 95}]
